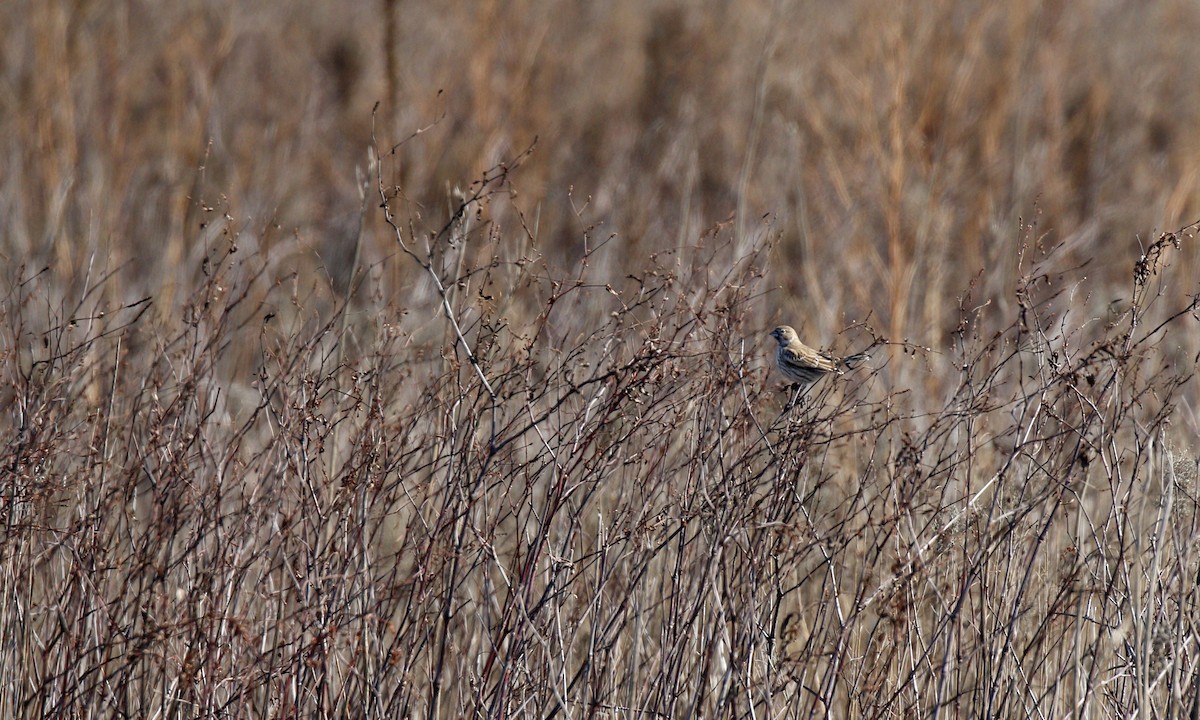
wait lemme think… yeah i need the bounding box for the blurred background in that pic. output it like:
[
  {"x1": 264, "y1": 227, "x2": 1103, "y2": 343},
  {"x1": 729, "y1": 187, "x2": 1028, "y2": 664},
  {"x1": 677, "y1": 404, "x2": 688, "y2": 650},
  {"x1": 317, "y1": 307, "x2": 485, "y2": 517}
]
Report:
[{"x1": 5, "y1": 0, "x2": 1200, "y2": 352}]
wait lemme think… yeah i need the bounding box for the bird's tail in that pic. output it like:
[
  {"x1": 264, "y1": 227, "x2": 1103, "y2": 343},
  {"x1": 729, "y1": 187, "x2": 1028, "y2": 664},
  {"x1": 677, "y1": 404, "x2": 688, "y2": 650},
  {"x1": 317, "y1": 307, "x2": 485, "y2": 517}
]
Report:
[{"x1": 841, "y1": 352, "x2": 871, "y2": 370}]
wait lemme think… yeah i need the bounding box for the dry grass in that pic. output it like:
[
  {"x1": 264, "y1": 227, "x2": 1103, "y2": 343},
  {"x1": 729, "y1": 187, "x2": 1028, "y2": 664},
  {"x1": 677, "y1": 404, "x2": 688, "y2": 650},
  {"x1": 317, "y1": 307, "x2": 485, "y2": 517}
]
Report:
[{"x1": 3, "y1": 1, "x2": 1200, "y2": 717}]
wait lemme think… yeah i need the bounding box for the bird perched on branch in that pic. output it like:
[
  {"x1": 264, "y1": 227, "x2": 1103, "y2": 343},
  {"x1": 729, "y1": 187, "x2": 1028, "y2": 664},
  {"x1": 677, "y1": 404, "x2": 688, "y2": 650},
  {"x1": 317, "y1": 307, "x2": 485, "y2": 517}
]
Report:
[{"x1": 770, "y1": 325, "x2": 870, "y2": 397}]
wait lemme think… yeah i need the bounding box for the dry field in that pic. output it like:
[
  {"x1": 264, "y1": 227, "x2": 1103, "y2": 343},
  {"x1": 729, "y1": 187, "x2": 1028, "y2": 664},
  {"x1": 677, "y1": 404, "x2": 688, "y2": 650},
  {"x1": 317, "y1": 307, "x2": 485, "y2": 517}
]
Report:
[{"x1": 3, "y1": 1, "x2": 1200, "y2": 717}]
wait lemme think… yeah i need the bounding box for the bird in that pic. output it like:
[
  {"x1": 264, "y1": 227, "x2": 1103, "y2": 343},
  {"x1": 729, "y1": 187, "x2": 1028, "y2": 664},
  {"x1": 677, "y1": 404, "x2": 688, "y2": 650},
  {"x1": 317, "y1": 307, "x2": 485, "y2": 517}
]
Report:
[{"x1": 769, "y1": 325, "x2": 869, "y2": 396}]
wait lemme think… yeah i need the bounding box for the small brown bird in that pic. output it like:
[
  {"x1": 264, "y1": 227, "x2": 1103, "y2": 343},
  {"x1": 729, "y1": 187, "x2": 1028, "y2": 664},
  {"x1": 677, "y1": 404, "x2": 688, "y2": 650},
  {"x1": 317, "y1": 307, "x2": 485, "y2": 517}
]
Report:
[{"x1": 770, "y1": 325, "x2": 869, "y2": 393}]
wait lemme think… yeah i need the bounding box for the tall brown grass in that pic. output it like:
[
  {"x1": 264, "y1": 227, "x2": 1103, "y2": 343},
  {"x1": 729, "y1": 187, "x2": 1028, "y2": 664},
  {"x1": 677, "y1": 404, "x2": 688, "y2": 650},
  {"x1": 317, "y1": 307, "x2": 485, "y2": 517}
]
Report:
[{"x1": 3, "y1": 0, "x2": 1200, "y2": 717}]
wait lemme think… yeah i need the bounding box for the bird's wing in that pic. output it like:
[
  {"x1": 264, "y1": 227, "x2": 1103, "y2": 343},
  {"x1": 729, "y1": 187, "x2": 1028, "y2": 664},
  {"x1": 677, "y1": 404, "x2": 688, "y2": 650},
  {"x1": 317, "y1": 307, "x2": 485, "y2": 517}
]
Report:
[
  {"x1": 783, "y1": 345, "x2": 840, "y2": 373},
  {"x1": 815, "y1": 351, "x2": 843, "y2": 372}
]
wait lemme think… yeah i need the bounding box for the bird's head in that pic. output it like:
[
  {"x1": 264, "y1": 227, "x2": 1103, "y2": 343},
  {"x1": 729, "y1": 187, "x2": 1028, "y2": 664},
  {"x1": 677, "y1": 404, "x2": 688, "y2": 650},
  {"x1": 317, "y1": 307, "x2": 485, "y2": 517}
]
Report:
[{"x1": 770, "y1": 325, "x2": 799, "y2": 346}]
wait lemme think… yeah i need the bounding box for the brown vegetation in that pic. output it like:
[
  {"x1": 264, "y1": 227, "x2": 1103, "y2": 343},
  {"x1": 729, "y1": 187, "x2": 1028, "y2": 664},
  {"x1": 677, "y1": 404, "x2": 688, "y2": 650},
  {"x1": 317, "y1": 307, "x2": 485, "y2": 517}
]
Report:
[{"x1": 3, "y1": 1, "x2": 1200, "y2": 717}]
